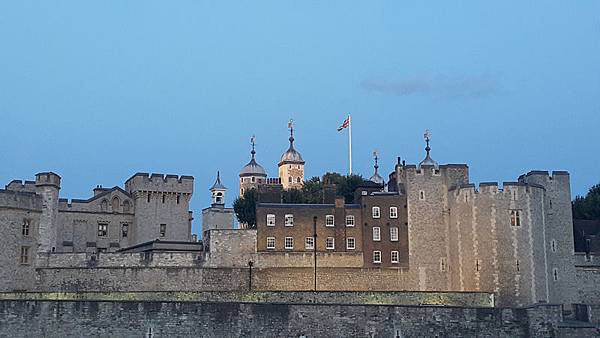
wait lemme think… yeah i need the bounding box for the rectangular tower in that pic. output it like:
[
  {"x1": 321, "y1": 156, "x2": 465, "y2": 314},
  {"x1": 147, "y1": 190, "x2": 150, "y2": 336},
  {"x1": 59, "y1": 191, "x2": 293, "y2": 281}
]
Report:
[{"x1": 125, "y1": 173, "x2": 194, "y2": 245}]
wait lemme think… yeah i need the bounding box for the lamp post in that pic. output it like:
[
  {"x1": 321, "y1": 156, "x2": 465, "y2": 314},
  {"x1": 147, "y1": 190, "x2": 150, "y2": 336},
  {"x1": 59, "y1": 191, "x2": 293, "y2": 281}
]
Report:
[
  {"x1": 313, "y1": 216, "x2": 317, "y2": 291},
  {"x1": 248, "y1": 260, "x2": 253, "y2": 291}
]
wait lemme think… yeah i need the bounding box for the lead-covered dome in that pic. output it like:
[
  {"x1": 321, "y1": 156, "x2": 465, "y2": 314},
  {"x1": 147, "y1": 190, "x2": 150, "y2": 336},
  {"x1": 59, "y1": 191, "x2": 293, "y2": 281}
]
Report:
[
  {"x1": 279, "y1": 135, "x2": 304, "y2": 164},
  {"x1": 240, "y1": 157, "x2": 267, "y2": 177},
  {"x1": 240, "y1": 139, "x2": 267, "y2": 177}
]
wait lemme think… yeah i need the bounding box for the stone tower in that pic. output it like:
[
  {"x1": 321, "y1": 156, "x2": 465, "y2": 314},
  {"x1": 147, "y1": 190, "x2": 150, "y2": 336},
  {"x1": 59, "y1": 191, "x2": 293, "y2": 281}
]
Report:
[
  {"x1": 35, "y1": 172, "x2": 61, "y2": 253},
  {"x1": 239, "y1": 136, "x2": 267, "y2": 196},
  {"x1": 202, "y1": 171, "x2": 234, "y2": 235},
  {"x1": 124, "y1": 173, "x2": 194, "y2": 244},
  {"x1": 278, "y1": 120, "x2": 305, "y2": 190}
]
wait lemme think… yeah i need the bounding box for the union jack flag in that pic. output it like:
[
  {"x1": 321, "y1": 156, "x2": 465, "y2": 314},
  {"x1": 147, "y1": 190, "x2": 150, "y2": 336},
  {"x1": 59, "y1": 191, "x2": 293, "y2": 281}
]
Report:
[{"x1": 337, "y1": 116, "x2": 350, "y2": 131}]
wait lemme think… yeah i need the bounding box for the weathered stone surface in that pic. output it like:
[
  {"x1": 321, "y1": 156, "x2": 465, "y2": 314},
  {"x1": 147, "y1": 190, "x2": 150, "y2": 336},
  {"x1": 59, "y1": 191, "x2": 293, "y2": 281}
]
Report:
[{"x1": 0, "y1": 300, "x2": 584, "y2": 338}]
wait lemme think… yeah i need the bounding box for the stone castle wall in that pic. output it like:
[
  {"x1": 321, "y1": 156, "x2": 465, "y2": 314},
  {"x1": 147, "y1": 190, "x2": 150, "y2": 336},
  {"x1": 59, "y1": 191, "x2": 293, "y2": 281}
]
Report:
[
  {"x1": 519, "y1": 171, "x2": 578, "y2": 305},
  {"x1": 448, "y1": 183, "x2": 549, "y2": 306},
  {"x1": 0, "y1": 190, "x2": 42, "y2": 292},
  {"x1": 0, "y1": 300, "x2": 591, "y2": 338},
  {"x1": 399, "y1": 164, "x2": 469, "y2": 292}
]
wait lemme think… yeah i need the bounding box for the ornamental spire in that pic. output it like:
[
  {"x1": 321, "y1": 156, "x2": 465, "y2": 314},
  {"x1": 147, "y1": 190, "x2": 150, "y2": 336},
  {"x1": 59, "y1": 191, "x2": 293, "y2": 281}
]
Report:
[
  {"x1": 287, "y1": 119, "x2": 295, "y2": 147},
  {"x1": 373, "y1": 150, "x2": 380, "y2": 174},
  {"x1": 418, "y1": 129, "x2": 439, "y2": 169},
  {"x1": 369, "y1": 149, "x2": 384, "y2": 185},
  {"x1": 424, "y1": 129, "x2": 431, "y2": 156},
  {"x1": 250, "y1": 135, "x2": 256, "y2": 159}
]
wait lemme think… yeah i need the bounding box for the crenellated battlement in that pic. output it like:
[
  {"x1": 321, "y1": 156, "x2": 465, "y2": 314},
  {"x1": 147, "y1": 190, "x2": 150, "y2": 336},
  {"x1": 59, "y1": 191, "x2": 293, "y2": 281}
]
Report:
[
  {"x1": 519, "y1": 170, "x2": 569, "y2": 180},
  {"x1": 0, "y1": 189, "x2": 42, "y2": 211},
  {"x1": 5, "y1": 180, "x2": 37, "y2": 193},
  {"x1": 125, "y1": 172, "x2": 194, "y2": 194},
  {"x1": 449, "y1": 181, "x2": 545, "y2": 198},
  {"x1": 35, "y1": 172, "x2": 61, "y2": 189}
]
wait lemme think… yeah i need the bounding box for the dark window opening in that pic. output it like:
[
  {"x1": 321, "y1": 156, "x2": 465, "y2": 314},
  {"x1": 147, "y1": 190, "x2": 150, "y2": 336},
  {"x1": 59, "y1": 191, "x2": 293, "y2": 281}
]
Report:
[{"x1": 122, "y1": 224, "x2": 129, "y2": 238}]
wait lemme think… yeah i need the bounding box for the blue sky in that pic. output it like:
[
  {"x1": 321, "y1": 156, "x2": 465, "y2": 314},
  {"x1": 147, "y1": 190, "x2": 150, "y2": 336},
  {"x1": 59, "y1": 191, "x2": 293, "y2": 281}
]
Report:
[{"x1": 1, "y1": 2, "x2": 599, "y2": 235}]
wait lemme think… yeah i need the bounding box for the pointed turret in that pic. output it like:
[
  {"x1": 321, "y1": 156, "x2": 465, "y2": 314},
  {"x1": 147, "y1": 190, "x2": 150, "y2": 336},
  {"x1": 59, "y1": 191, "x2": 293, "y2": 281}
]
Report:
[
  {"x1": 210, "y1": 171, "x2": 227, "y2": 206},
  {"x1": 418, "y1": 129, "x2": 439, "y2": 170},
  {"x1": 369, "y1": 150, "x2": 384, "y2": 185},
  {"x1": 239, "y1": 135, "x2": 267, "y2": 195},
  {"x1": 278, "y1": 119, "x2": 305, "y2": 190}
]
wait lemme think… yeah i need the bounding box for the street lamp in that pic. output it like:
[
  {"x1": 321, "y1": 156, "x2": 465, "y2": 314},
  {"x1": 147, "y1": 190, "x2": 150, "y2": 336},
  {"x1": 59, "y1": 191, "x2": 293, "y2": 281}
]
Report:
[
  {"x1": 248, "y1": 260, "x2": 254, "y2": 291},
  {"x1": 313, "y1": 216, "x2": 317, "y2": 291}
]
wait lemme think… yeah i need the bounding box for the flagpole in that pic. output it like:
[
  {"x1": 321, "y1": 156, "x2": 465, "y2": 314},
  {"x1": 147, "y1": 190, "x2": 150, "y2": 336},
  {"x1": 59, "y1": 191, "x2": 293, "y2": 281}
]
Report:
[{"x1": 348, "y1": 114, "x2": 352, "y2": 175}]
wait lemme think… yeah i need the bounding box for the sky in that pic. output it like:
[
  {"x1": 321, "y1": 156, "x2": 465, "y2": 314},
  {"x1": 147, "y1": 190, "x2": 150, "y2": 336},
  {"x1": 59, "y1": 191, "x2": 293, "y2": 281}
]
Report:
[{"x1": 1, "y1": 1, "x2": 599, "y2": 235}]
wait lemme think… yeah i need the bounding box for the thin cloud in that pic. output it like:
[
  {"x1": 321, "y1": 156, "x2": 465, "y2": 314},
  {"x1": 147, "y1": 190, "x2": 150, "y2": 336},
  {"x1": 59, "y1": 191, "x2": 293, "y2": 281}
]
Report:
[{"x1": 361, "y1": 74, "x2": 502, "y2": 99}]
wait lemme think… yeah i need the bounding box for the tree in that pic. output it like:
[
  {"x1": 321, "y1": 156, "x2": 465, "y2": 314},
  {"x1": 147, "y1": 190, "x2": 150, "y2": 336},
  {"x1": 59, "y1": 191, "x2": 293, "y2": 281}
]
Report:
[
  {"x1": 281, "y1": 188, "x2": 304, "y2": 204},
  {"x1": 572, "y1": 184, "x2": 600, "y2": 220},
  {"x1": 233, "y1": 173, "x2": 371, "y2": 228},
  {"x1": 233, "y1": 189, "x2": 257, "y2": 228},
  {"x1": 301, "y1": 176, "x2": 324, "y2": 204},
  {"x1": 323, "y1": 172, "x2": 369, "y2": 203}
]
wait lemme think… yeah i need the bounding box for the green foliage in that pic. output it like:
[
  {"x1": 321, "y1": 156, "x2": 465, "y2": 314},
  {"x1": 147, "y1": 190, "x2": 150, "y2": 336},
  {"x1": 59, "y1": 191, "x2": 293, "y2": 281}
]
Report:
[
  {"x1": 233, "y1": 173, "x2": 371, "y2": 227},
  {"x1": 572, "y1": 184, "x2": 600, "y2": 220},
  {"x1": 233, "y1": 189, "x2": 257, "y2": 228},
  {"x1": 281, "y1": 188, "x2": 304, "y2": 203},
  {"x1": 301, "y1": 176, "x2": 324, "y2": 204},
  {"x1": 323, "y1": 172, "x2": 369, "y2": 203}
]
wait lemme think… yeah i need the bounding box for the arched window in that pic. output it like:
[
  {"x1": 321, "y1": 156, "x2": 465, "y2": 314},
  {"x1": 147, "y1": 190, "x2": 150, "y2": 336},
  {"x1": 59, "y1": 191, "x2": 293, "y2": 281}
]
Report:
[
  {"x1": 111, "y1": 197, "x2": 120, "y2": 212},
  {"x1": 216, "y1": 192, "x2": 223, "y2": 204},
  {"x1": 288, "y1": 177, "x2": 292, "y2": 183},
  {"x1": 123, "y1": 200, "x2": 131, "y2": 213},
  {"x1": 101, "y1": 199, "x2": 108, "y2": 211},
  {"x1": 296, "y1": 177, "x2": 301, "y2": 183}
]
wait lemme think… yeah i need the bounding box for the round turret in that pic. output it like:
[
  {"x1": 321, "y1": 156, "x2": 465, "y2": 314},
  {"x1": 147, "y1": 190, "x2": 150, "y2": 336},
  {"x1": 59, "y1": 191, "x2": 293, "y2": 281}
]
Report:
[
  {"x1": 240, "y1": 136, "x2": 267, "y2": 195},
  {"x1": 240, "y1": 158, "x2": 267, "y2": 177},
  {"x1": 278, "y1": 120, "x2": 305, "y2": 190},
  {"x1": 279, "y1": 137, "x2": 304, "y2": 164}
]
